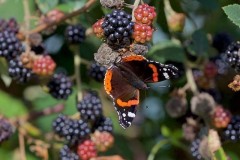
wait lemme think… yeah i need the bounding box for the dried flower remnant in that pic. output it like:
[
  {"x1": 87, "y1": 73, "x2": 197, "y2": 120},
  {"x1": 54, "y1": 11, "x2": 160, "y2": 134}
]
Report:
[{"x1": 228, "y1": 75, "x2": 240, "y2": 91}]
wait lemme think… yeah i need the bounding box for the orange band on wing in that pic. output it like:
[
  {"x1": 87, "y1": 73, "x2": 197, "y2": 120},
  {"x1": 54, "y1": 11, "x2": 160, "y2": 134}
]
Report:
[
  {"x1": 104, "y1": 70, "x2": 112, "y2": 94},
  {"x1": 122, "y1": 55, "x2": 146, "y2": 62},
  {"x1": 148, "y1": 64, "x2": 159, "y2": 82},
  {"x1": 116, "y1": 98, "x2": 139, "y2": 107}
]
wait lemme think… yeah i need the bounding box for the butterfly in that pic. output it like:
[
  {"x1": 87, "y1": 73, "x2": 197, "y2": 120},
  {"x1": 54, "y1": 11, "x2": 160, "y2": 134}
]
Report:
[{"x1": 104, "y1": 55, "x2": 178, "y2": 129}]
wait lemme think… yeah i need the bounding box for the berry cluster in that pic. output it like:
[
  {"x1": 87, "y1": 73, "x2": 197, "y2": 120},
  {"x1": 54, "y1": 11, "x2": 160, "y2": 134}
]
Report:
[
  {"x1": 225, "y1": 41, "x2": 240, "y2": 72},
  {"x1": 132, "y1": 4, "x2": 156, "y2": 43},
  {"x1": 0, "y1": 116, "x2": 14, "y2": 143},
  {"x1": 190, "y1": 138, "x2": 203, "y2": 160},
  {"x1": 32, "y1": 55, "x2": 56, "y2": 76},
  {"x1": 65, "y1": 24, "x2": 86, "y2": 44},
  {"x1": 211, "y1": 106, "x2": 231, "y2": 128},
  {"x1": 8, "y1": 58, "x2": 33, "y2": 83},
  {"x1": 0, "y1": 18, "x2": 19, "y2": 33},
  {"x1": 88, "y1": 62, "x2": 107, "y2": 82},
  {"x1": 54, "y1": 91, "x2": 114, "y2": 160},
  {"x1": 93, "y1": 19, "x2": 104, "y2": 38},
  {"x1": 102, "y1": 9, "x2": 134, "y2": 48},
  {"x1": 0, "y1": 30, "x2": 23, "y2": 61},
  {"x1": 77, "y1": 91, "x2": 103, "y2": 121},
  {"x1": 223, "y1": 115, "x2": 240, "y2": 141},
  {"x1": 60, "y1": 145, "x2": 79, "y2": 160},
  {"x1": 132, "y1": 23, "x2": 154, "y2": 43},
  {"x1": 134, "y1": 4, "x2": 156, "y2": 25},
  {"x1": 47, "y1": 73, "x2": 73, "y2": 100}
]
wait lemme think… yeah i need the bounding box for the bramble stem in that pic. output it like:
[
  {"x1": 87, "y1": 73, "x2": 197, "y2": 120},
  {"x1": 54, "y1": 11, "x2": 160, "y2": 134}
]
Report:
[
  {"x1": 147, "y1": 139, "x2": 169, "y2": 160},
  {"x1": 29, "y1": 0, "x2": 96, "y2": 34},
  {"x1": 185, "y1": 65, "x2": 199, "y2": 95},
  {"x1": 73, "y1": 47, "x2": 82, "y2": 101},
  {"x1": 132, "y1": 0, "x2": 141, "y2": 22}
]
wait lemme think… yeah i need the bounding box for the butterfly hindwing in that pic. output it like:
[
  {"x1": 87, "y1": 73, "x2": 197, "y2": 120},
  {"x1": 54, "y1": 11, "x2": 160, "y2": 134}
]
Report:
[{"x1": 104, "y1": 66, "x2": 139, "y2": 128}]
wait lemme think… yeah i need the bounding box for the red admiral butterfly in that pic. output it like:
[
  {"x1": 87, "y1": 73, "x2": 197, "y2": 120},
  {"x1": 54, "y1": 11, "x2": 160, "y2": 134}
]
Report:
[{"x1": 104, "y1": 55, "x2": 178, "y2": 129}]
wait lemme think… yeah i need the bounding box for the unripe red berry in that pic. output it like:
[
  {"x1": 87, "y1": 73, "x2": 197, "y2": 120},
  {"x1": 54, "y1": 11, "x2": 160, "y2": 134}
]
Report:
[
  {"x1": 77, "y1": 139, "x2": 97, "y2": 160},
  {"x1": 134, "y1": 4, "x2": 156, "y2": 25},
  {"x1": 132, "y1": 23, "x2": 154, "y2": 43},
  {"x1": 211, "y1": 105, "x2": 231, "y2": 128},
  {"x1": 204, "y1": 62, "x2": 218, "y2": 79},
  {"x1": 92, "y1": 18, "x2": 104, "y2": 38},
  {"x1": 32, "y1": 55, "x2": 56, "y2": 76}
]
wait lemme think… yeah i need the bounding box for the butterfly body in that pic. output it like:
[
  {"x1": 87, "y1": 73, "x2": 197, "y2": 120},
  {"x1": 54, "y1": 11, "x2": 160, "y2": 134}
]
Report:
[{"x1": 104, "y1": 55, "x2": 178, "y2": 129}]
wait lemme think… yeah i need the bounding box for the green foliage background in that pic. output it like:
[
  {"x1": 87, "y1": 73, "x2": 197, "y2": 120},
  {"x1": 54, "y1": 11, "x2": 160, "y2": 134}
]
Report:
[{"x1": 1, "y1": 0, "x2": 240, "y2": 160}]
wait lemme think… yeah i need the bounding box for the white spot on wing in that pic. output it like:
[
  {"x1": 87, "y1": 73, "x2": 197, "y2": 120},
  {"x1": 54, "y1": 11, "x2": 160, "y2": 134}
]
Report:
[
  {"x1": 122, "y1": 113, "x2": 126, "y2": 117},
  {"x1": 128, "y1": 112, "x2": 135, "y2": 118},
  {"x1": 163, "y1": 72, "x2": 170, "y2": 79}
]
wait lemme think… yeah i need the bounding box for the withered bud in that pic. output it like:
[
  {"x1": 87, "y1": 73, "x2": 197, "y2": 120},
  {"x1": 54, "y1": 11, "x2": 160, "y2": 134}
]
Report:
[
  {"x1": 191, "y1": 93, "x2": 215, "y2": 118},
  {"x1": 94, "y1": 43, "x2": 120, "y2": 68},
  {"x1": 29, "y1": 33, "x2": 42, "y2": 47},
  {"x1": 100, "y1": 0, "x2": 124, "y2": 9},
  {"x1": 182, "y1": 117, "x2": 200, "y2": 141},
  {"x1": 165, "y1": 89, "x2": 187, "y2": 118},
  {"x1": 130, "y1": 43, "x2": 148, "y2": 56},
  {"x1": 208, "y1": 129, "x2": 221, "y2": 153},
  {"x1": 167, "y1": 13, "x2": 186, "y2": 32},
  {"x1": 199, "y1": 137, "x2": 212, "y2": 159},
  {"x1": 228, "y1": 75, "x2": 240, "y2": 91}
]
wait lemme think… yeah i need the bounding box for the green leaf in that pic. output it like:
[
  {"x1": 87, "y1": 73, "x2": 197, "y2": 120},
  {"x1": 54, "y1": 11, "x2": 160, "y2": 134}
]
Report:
[
  {"x1": 223, "y1": 4, "x2": 240, "y2": 28},
  {"x1": 190, "y1": 29, "x2": 209, "y2": 55},
  {"x1": 214, "y1": 147, "x2": 228, "y2": 160},
  {"x1": 148, "y1": 41, "x2": 185, "y2": 62},
  {"x1": 161, "y1": 125, "x2": 171, "y2": 137},
  {"x1": 0, "y1": 90, "x2": 27, "y2": 117},
  {"x1": 35, "y1": 0, "x2": 59, "y2": 14},
  {"x1": 56, "y1": 0, "x2": 86, "y2": 12},
  {"x1": 196, "y1": 0, "x2": 219, "y2": 10}
]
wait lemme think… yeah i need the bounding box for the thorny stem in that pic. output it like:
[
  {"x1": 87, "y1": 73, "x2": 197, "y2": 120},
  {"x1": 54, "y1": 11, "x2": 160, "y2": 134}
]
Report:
[
  {"x1": 185, "y1": 64, "x2": 199, "y2": 95},
  {"x1": 23, "y1": 0, "x2": 31, "y2": 52},
  {"x1": 29, "y1": 0, "x2": 96, "y2": 34},
  {"x1": 19, "y1": 128, "x2": 26, "y2": 160},
  {"x1": 73, "y1": 47, "x2": 82, "y2": 101},
  {"x1": 147, "y1": 139, "x2": 169, "y2": 160},
  {"x1": 132, "y1": 0, "x2": 141, "y2": 22}
]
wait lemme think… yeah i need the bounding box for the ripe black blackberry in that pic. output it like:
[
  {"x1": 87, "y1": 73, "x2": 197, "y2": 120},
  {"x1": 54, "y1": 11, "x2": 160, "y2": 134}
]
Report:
[
  {"x1": 52, "y1": 114, "x2": 68, "y2": 137},
  {"x1": 212, "y1": 33, "x2": 233, "y2": 53},
  {"x1": 223, "y1": 115, "x2": 240, "y2": 142},
  {"x1": 102, "y1": 9, "x2": 134, "y2": 49},
  {"x1": 65, "y1": 24, "x2": 86, "y2": 44},
  {"x1": 59, "y1": 145, "x2": 79, "y2": 160},
  {"x1": 77, "y1": 91, "x2": 103, "y2": 121},
  {"x1": 47, "y1": 73, "x2": 73, "y2": 100},
  {"x1": 225, "y1": 41, "x2": 240, "y2": 72},
  {"x1": 190, "y1": 138, "x2": 203, "y2": 160},
  {"x1": 0, "y1": 30, "x2": 23, "y2": 61},
  {"x1": 93, "y1": 116, "x2": 113, "y2": 133},
  {"x1": 0, "y1": 116, "x2": 14, "y2": 143},
  {"x1": 88, "y1": 62, "x2": 106, "y2": 82},
  {"x1": 62, "y1": 118, "x2": 90, "y2": 145},
  {"x1": 0, "y1": 18, "x2": 19, "y2": 33},
  {"x1": 8, "y1": 58, "x2": 33, "y2": 83}
]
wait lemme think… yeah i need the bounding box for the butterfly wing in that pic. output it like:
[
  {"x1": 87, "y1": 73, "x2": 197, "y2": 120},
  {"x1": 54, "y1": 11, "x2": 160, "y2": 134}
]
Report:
[
  {"x1": 120, "y1": 55, "x2": 178, "y2": 83},
  {"x1": 104, "y1": 66, "x2": 139, "y2": 129}
]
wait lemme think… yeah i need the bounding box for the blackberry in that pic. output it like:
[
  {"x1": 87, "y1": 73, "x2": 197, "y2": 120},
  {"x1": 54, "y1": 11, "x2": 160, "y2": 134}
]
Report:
[
  {"x1": 0, "y1": 30, "x2": 23, "y2": 61},
  {"x1": 93, "y1": 116, "x2": 113, "y2": 133},
  {"x1": 0, "y1": 18, "x2": 19, "y2": 33},
  {"x1": 52, "y1": 114, "x2": 68, "y2": 137},
  {"x1": 225, "y1": 41, "x2": 240, "y2": 72},
  {"x1": 102, "y1": 9, "x2": 134, "y2": 49},
  {"x1": 223, "y1": 115, "x2": 240, "y2": 142},
  {"x1": 47, "y1": 73, "x2": 73, "y2": 100},
  {"x1": 77, "y1": 91, "x2": 103, "y2": 121},
  {"x1": 8, "y1": 58, "x2": 33, "y2": 83},
  {"x1": 0, "y1": 116, "x2": 14, "y2": 143},
  {"x1": 62, "y1": 119, "x2": 90, "y2": 145},
  {"x1": 88, "y1": 62, "x2": 107, "y2": 82},
  {"x1": 212, "y1": 33, "x2": 233, "y2": 53},
  {"x1": 59, "y1": 145, "x2": 79, "y2": 160},
  {"x1": 65, "y1": 24, "x2": 86, "y2": 44},
  {"x1": 190, "y1": 138, "x2": 203, "y2": 160}
]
